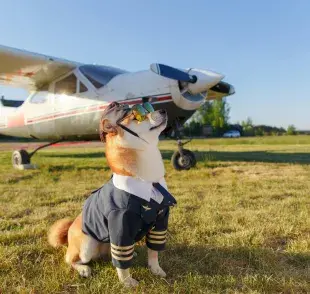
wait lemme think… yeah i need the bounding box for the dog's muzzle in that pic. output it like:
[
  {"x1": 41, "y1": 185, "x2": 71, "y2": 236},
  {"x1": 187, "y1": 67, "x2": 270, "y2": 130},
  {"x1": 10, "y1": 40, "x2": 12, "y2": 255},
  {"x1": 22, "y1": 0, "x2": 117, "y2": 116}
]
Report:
[
  {"x1": 149, "y1": 109, "x2": 167, "y2": 130},
  {"x1": 150, "y1": 109, "x2": 167, "y2": 122}
]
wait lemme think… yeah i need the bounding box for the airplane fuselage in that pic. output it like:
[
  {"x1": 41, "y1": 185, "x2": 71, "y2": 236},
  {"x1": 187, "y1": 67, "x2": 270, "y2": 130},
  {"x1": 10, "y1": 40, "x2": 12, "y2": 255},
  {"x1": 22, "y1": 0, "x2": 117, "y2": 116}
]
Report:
[{"x1": 0, "y1": 65, "x2": 206, "y2": 140}]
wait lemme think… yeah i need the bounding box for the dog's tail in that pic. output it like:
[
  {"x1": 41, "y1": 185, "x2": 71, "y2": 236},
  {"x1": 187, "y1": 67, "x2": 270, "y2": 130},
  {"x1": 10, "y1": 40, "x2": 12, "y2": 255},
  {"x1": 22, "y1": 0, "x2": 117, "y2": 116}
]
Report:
[{"x1": 48, "y1": 218, "x2": 73, "y2": 248}]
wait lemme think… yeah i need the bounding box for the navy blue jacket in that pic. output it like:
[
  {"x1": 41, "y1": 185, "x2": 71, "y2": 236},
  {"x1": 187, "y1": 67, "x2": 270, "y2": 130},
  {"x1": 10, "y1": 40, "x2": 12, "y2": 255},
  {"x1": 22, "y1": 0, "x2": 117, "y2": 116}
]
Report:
[{"x1": 82, "y1": 178, "x2": 176, "y2": 269}]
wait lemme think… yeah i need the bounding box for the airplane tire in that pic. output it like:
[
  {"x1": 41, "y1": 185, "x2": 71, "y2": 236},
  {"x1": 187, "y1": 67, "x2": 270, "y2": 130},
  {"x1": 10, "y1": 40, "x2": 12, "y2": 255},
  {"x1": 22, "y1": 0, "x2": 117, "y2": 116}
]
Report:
[
  {"x1": 12, "y1": 150, "x2": 31, "y2": 167},
  {"x1": 171, "y1": 149, "x2": 196, "y2": 171}
]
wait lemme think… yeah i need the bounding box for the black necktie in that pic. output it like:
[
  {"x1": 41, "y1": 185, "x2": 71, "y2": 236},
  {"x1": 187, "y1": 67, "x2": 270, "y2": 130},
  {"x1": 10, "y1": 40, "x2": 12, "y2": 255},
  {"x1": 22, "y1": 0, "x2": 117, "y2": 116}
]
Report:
[{"x1": 152, "y1": 182, "x2": 177, "y2": 206}]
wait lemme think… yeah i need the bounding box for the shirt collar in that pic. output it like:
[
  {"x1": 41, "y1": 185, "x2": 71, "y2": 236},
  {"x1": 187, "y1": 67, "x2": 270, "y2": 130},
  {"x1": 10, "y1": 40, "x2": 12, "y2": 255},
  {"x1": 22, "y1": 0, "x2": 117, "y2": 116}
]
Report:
[{"x1": 112, "y1": 173, "x2": 167, "y2": 204}]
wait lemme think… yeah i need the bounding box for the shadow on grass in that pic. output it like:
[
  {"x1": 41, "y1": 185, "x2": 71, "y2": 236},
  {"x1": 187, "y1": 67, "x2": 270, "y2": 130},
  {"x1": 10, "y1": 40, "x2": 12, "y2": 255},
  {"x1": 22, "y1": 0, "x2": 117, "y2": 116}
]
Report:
[
  {"x1": 2, "y1": 242, "x2": 308, "y2": 292},
  {"x1": 77, "y1": 166, "x2": 110, "y2": 172},
  {"x1": 48, "y1": 165, "x2": 76, "y2": 172},
  {"x1": 161, "y1": 150, "x2": 310, "y2": 165},
  {"x1": 44, "y1": 152, "x2": 105, "y2": 159},
  {"x1": 40, "y1": 149, "x2": 310, "y2": 165},
  {"x1": 47, "y1": 165, "x2": 109, "y2": 172},
  {"x1": 82, "y1": 243, "x2": 310, "y2": 292},
  {"x1": 160, "y1": 244, "x2": 310, "y2": 292},
  {"x1": 163, "y1": 244, "x2": 309, "y2": 274},
  {"x1": 4, "y1": 174, "x2": 36, "y2": 184}
]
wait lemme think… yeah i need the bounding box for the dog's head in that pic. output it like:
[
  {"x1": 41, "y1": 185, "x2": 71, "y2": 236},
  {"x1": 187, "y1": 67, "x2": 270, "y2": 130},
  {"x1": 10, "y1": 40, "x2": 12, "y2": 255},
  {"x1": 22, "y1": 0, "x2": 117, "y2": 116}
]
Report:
[
  {"x1": 100, "y1": 102, "x2": 167, "y2": 178},
  {"x1": 100, "y1": 101, "x2": 167, "y2": 149}
]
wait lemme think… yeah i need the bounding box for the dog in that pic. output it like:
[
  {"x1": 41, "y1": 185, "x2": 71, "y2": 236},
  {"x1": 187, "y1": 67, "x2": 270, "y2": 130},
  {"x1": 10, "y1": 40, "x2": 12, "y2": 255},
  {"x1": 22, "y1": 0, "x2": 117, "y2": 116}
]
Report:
[{"x1": 48, "y1": 101, "x2": 176, "y2": 287}]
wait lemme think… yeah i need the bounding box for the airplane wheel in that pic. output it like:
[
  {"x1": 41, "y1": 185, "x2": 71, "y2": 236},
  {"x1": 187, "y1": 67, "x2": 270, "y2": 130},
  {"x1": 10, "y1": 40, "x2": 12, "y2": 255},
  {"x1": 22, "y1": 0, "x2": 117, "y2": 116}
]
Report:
[
  {"x1": 12, "y1": 150, "x2": 30, "y2": 168},
  {"x1": 171, "y1": 149, "x2": 196, "y2": 171}
]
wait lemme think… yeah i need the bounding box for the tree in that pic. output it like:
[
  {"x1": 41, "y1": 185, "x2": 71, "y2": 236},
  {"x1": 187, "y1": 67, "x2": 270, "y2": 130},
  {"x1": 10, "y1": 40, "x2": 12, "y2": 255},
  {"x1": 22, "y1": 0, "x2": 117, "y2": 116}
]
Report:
[
  {"x1": 241, "y1": 117, "x2": 254, "y2": 136},
  {"x1": 183, "y1": 120, "x2": 202, "y2": 136},
  {"x1": 190, "y1": 98, "x2": 230, "y2": 136},
  {"x1": 211, "y1": 99, "x2": 230, "y2": 128},
  {"x1": 287, "y1": 124, "x2": 297, "y2": 135},
  {"x1": 254, "y1": 127, "x2": 264, "y2": 136},
  {"x1": 191, "y1": 100, "x2": 211, "y2": 124}
]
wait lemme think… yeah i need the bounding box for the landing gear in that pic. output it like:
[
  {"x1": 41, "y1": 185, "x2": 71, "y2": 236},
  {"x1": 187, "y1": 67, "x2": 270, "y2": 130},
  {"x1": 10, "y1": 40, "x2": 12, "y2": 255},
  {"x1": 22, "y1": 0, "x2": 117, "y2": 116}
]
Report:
[
  {"x1": 12, "y1": 150, "x2": 31, "y2": 167},
  {"x1": 170, "y1": 121, "x2": 196, "y2": 171},
  {"x1": 12, "y1": 140, "x2": 62, "y2": 169},
  {"x1": 171, "y1": 140, "x2": 196, "y2": 170}
]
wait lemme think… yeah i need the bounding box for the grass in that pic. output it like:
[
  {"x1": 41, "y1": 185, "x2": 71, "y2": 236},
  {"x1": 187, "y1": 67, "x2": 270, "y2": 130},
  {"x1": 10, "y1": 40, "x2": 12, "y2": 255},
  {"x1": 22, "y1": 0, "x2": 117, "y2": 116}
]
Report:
[{"x1": 1, "y1": 136, "x2": 310, "y2": 293}]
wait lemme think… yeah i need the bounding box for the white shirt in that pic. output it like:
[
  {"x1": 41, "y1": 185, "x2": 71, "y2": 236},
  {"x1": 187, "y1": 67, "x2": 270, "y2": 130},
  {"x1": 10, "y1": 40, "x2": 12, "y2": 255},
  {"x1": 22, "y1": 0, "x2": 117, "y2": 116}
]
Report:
[{"x1": 112, "y1": 173, "x2": 167, "y2": 204}]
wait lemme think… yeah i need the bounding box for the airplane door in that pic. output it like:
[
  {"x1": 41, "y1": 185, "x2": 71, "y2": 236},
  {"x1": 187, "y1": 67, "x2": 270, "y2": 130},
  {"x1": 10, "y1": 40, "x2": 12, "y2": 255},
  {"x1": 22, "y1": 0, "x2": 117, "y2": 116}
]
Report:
[
  {"x1": 52, "y1": 73, "x2": 81, "y2": 138},
  {"x1": 52, "y1": 72, "x2": 98, "y2": 138},
  {"x1": 26, "y1": 91, "x2": 57, "y2": 140}
]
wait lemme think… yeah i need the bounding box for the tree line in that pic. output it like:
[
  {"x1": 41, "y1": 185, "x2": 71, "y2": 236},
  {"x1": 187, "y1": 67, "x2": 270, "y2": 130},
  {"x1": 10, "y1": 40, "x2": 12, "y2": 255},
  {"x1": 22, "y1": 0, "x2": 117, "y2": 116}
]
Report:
[{"x1": 183, "y1": 99, "x2": 298, "y2": 137}]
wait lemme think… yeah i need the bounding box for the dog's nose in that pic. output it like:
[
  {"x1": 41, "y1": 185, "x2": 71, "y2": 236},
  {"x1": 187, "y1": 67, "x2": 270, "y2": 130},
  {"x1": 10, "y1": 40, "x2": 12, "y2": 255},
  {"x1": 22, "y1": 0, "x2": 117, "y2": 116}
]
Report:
[{"x1": 159, "y1": 109, "x2": 166, "y2": 115}]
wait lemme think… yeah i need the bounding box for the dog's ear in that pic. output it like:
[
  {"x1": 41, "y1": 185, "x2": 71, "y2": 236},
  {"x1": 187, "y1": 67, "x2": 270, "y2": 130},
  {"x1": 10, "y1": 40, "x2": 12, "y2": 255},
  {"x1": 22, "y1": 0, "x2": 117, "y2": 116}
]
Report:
[
  {"x1": 100, "y1": 119, "x2": 117, "y2": 142},
  {"x1": 101, "y1": 119, "x2": 117, "y2": 133}
]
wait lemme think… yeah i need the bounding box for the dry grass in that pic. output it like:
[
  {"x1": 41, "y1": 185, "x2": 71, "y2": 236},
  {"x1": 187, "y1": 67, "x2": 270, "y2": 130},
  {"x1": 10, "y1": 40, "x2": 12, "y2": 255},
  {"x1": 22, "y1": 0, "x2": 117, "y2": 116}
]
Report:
[{"x1": 1, "y1": 136, "x2": 310, "y2": 293}]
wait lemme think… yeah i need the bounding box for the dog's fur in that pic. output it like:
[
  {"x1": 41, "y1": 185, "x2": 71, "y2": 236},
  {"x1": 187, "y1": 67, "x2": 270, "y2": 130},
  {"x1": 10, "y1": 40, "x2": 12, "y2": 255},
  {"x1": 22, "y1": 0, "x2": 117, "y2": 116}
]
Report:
[{"x1": 48, "y1": 103, "x2": 168, "y2": 287}]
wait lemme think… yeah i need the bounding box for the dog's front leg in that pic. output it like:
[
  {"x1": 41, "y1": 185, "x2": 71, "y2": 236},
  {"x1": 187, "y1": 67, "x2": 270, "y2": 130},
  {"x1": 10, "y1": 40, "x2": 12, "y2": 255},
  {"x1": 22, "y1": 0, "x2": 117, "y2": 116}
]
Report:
[
  {"x1": 147, "y1": 248, "x2": 166, "y2": 277},
  {"x1": 116, "y1": 268, "x2": 139, "y2": 287}
]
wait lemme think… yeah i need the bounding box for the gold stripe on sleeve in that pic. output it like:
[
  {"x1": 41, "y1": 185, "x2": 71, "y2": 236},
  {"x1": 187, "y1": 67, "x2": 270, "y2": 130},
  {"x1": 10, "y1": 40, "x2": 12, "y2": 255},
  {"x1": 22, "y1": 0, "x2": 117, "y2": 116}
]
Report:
[
  {"x1": 147, "y1": 238, "x2": 166, "y2": 244},
  {"x1": 111, "y1": 243, "x2": 134, "y2": 250},
  {"x1": 111, "y1": 247, "x2": 135, "y2": 256},
  {"x1": 147, "y1": 234, "x2": 166, "y2": 240},
  {"x1": 111, "y1": 252, "x2": 133, "y2": 261},
  {"x1": 148, "y1": 230, "x2": 167, "y2": 235}
]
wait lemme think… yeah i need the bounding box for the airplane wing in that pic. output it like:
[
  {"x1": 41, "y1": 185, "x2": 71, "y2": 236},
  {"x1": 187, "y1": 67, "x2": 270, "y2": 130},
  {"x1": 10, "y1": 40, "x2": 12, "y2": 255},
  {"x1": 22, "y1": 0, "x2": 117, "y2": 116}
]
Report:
[{"x1": 0, "y1": 45, "x2": 81, "y2": 90}]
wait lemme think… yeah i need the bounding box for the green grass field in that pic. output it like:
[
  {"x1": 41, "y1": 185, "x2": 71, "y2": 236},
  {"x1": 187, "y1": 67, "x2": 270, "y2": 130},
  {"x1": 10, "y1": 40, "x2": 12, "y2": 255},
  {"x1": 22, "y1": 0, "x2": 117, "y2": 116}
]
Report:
[{"x1": 1, "y1": 136, "x2": 310, "y2": 293}]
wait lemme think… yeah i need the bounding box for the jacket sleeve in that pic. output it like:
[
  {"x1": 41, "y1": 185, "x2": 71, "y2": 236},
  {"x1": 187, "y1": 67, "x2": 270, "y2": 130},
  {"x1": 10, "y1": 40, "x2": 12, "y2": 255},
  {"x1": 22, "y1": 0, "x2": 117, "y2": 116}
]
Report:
[
  {"x1": 146, "y1": 207, "x2": 169, "y2": 251},
  {"x1": 107, "y1": 209, "x2": 141, "y2": 269}
]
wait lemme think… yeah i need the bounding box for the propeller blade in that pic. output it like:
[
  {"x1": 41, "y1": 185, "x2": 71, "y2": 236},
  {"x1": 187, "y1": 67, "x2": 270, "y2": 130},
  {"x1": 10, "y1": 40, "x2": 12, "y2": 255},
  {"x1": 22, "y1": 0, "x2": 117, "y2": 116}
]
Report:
[{"x1": 150, "y1": 63, "x2": 197, "y2": 83}]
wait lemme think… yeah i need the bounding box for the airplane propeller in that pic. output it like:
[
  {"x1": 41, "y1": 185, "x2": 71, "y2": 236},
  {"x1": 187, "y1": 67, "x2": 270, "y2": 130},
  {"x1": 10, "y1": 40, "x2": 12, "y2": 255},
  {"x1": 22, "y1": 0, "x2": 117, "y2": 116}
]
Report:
[{"x1": 150, "y1": 63, "x2": 197, "y2": 84}]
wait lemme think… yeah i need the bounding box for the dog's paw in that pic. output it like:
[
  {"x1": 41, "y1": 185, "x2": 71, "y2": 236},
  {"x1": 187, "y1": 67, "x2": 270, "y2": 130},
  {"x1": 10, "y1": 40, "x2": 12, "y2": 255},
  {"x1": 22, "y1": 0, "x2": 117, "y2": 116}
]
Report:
[
  {"x1": 78, "y1": 265, "x2": 92, "y2": 278},
  {"x1": 149, "y1": 265, "x2": 167, "y2": 278},
  {"x1": 123, "y1": 277, "x2": 139, "y2": 287}
]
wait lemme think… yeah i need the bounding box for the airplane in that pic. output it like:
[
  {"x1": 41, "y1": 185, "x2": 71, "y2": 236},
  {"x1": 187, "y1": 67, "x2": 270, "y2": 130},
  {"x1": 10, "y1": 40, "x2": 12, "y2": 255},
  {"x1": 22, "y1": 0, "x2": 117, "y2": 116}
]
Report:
[{"x1": 0, "y1": 44, "x2": 235, "y2": 171}]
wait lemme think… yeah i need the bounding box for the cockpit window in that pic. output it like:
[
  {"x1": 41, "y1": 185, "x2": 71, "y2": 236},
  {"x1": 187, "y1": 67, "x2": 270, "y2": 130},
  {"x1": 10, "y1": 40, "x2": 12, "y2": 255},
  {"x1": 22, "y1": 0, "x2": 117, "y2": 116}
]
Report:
[
  {"x1": 54, "y1": 74, "x2": 77, "y2": 95},
  {"x1": 79, "y1": 65, "x2": 127, "y2": 89}
]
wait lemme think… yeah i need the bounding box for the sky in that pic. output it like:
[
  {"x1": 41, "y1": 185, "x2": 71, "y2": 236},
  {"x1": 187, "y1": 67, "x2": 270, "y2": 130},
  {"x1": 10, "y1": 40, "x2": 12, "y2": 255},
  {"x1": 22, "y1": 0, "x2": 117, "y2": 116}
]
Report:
[{"x1": 0, "y1": 0, "x2": 309, "y2": 129}]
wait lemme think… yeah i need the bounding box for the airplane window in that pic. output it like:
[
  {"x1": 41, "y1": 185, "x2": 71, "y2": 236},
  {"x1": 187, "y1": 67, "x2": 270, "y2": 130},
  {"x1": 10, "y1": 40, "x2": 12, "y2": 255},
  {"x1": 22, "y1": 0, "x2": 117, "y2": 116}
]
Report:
[
  {"x1": 30, "y1": 91, "x2": 48, "y2": 104},
  {"x1": 79, "y1": 65, "x2": 128, "y2": 89},
  {"x1": 54, "y1": 74, "x2": 77, "y2": 95},
  {"x1": 79, "y1": 81, "x2": 88, "y2": 93},
  {"x1": 84, "y1": 74, "x2": 103, "y2": 89}
]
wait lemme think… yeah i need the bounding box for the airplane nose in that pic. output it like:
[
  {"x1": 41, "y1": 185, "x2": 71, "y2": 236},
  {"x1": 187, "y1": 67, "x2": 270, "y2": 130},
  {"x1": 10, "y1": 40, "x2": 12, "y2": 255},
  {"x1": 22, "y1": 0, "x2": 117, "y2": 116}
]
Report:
[{"x1": 187, "y1": 68, "x2": 224, "y2": 95}]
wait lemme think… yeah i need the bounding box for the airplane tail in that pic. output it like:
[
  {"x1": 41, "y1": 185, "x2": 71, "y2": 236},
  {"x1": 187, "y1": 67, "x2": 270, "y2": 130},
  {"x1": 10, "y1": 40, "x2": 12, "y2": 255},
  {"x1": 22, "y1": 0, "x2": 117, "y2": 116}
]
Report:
[{"x1": 48, "y1": 218, "x2": 73, "y2": 248}]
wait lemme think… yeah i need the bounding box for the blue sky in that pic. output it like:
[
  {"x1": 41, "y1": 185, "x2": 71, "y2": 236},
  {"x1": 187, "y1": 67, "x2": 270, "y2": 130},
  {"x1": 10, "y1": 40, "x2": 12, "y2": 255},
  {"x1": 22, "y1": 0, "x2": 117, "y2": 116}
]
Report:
[{"x1": 0, "y1": 0, "x2": 309, "y2": 129}]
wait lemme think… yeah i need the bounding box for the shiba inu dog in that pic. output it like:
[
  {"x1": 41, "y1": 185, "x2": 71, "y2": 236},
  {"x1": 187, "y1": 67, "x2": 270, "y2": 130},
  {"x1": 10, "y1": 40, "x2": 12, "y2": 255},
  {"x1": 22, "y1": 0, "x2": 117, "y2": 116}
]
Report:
[{"x1": 48, "y1": 101, "x2": 176, "y2": 287}]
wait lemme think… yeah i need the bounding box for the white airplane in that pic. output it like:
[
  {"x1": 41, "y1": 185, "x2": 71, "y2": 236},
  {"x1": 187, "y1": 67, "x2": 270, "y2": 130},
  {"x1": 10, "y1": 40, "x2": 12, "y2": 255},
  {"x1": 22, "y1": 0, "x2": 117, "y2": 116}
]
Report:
[{"x1": 0, "y1": 45, "x2": 235, "y2": 170}]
